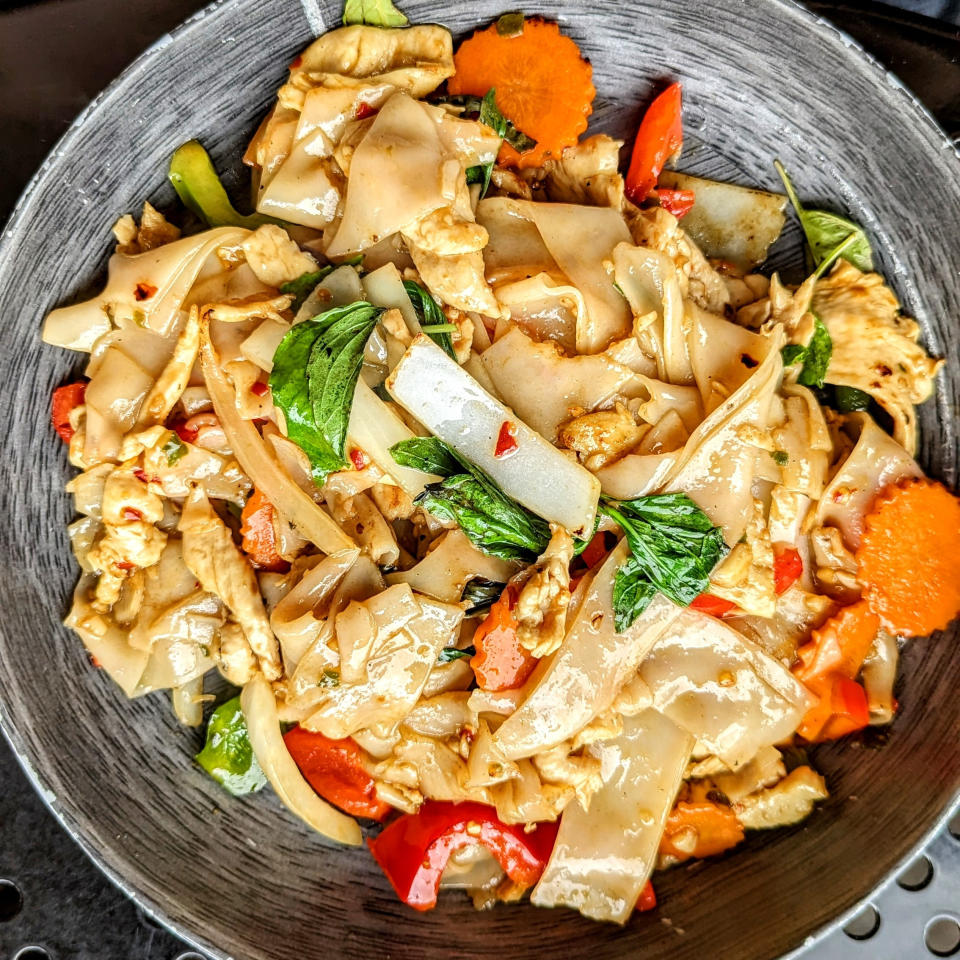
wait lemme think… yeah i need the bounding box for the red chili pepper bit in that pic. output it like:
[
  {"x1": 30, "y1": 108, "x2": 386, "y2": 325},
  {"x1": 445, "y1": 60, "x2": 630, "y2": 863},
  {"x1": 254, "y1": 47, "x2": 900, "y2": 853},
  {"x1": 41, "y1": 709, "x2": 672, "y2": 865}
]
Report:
[
  {"x1": 636, "y1": 880, "x2": 657, "y2": 912},
  {"x1": 349, "y1": 448, "x2": 368, "y2": 471},
  {"x1": 290, "y1": 55, "x2": 303, "y2": 68},
  {"x1": 133, "y1": 282, "x2": 158, "y2": 302},
  {"x1": 494, "y1": 421, "x2": 519, "y2": 459},
  {"x1": 123, "y1": 508, "x2": 143, "y2": 522},
  {"x1": 355, "y1": 102, "x2": 376, "y2": 120},
  {"x1": 170, "y1": 419, "x2": 199, "y2": 444},
  {"x1": 251, "y1": 381, "x2": 269, "y2": 397},
  {"x1": 116, "y1": 561, "x2": 135, "y2": 572}
]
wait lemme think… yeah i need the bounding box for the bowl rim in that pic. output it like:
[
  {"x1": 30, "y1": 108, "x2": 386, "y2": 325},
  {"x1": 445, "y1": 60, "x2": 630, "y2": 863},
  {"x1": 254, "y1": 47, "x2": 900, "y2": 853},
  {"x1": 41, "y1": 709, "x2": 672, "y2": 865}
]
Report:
[{"x1": 0, "y1": 0, "x2": 958, "y2": 957}]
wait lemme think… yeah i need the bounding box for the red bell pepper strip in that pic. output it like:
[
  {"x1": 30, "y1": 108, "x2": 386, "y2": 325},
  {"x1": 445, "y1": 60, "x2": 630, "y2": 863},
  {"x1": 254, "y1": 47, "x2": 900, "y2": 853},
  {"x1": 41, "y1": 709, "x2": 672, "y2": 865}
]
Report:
[
  {"x1": 625, "y1": 82, "x2": 683, "y2": 204},
  {"x1": 51, "y1": 381, "x2": 87, "y2": 443},
  {"x1": 579, "y1": 530, "x2": 611, "y2": 569},
  {"x1": 690, "y1": 593, "x2": 737, "y2": 617},
  {"x1": 636, "y1": 880, "x2": 657, "y2": 912},
  {"x1": 283, "y1": 725, "x2": 390, "y2": 820},
  {"x1": 368, "y1": 801, "x2": 559, "y2": 911},
  {"x1": 656, "y1": 187, "x2": 695, "y2": 218},
  {"x1": 470, "y1": 585, "x2": 537, "y2": 691},
  {"x1": 773, "y1": 546, "x2": 803, "y2": 595}
]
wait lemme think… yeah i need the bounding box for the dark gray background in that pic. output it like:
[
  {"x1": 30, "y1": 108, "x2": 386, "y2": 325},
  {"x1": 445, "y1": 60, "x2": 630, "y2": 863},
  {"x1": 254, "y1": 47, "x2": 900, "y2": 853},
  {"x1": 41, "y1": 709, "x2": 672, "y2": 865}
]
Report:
[{"x1": 0, "y1": 2, "x2": 957, "y2": 958}]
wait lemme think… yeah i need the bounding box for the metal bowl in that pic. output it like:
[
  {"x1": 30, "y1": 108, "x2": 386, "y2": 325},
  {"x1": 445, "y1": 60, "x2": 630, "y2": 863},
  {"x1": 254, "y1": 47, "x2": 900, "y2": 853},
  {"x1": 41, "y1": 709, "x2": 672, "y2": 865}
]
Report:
[{"x1": 0, "y1": 0, "x2": 957, "y2": 957}]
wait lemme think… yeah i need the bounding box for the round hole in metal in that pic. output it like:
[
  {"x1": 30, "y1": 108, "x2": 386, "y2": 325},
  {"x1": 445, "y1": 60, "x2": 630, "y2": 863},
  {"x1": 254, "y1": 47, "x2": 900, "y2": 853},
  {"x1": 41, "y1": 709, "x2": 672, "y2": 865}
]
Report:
[
  {"x1": 926, "y1": 917, "x2": 960, "y2": 957},
  {"x1": 13, "y1": 949, "x2": 51, "y2": 960},
  {"x1": 0, "y1": 880, "x2": 23, "y2": 922},
  {"x1": 949, "y1": 811, "x2": 960, "y2": 840},
  {"x1": 897, "y1": 855, "x2": 934, "y2": 891},
  {"x1": 843, "y1": 904, "x2": 881, "y2": 940}
]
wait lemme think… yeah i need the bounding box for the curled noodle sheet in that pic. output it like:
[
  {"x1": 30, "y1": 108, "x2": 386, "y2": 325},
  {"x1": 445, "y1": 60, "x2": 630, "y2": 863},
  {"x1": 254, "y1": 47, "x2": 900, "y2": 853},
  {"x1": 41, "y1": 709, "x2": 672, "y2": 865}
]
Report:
[
  {"x1": 43, "y1": 227, "x2": 248, "y2": 347},
  {"x1": 686, "y1": 304, "x2": 773, "y2": 414},
  {"x1": 302, "y1": 594, "x2": 463, "y2": 738},
  {"x1": 326, "y1": 92, "x2": 453, "y2": 256},
  {"x1": 514, "y1": 201, "x2": 632, "y2": 354},
  {"x1": 493, "y1": 542, "x2": 683, "y2": 761},
  {"x1": 815, "y1": 413, "x2": 921, "y2": 550},
  {"x1": 480, "y1": 326, "x2": 639, "y2": 441},
  {"x1": 532, "y1": 709, "x2": 693, "y2": 924},
  {"x1": 639, "y1": 608, "x2": 812, "y2": 769},
  {"x1": 661, "y1": 329, "x2": 784, "y2": 544}
]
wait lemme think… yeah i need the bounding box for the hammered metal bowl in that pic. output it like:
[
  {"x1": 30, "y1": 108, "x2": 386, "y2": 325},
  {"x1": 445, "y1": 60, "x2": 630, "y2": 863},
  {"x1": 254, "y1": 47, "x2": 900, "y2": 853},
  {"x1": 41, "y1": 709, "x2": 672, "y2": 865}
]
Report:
[{"x1": 0, "y1": 1, "x2": 958, "y2": 957}]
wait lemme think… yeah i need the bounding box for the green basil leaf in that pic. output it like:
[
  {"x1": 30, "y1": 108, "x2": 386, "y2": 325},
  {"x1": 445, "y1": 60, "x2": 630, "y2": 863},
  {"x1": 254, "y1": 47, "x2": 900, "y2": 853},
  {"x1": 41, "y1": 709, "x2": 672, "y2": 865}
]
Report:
[
  {"x1": 612, "y1": 557, "x2": 658, "y2": 633},
  {"x1": 418, "y1": 476, "x2": 548, "y2": 562},
  {"x1": 270, "y1": 301, "x2": 381, "y2": 486},
  {"x1": 168, "y1": 140, "x2": 279, "y2": 230},
  {"x1": 403, "y1": 280, "x2": 456, "y2": 359},
  {"x1": 390, "y1": 437, "x2": 463, "y2": 477},
  {"x1": 796, "y1": 316, "x2": 833, "y2": 388},
  {"x1": 780, "y1": 315, "x2": 833, "y2": 389},
  {"x1": 832, "y1": 384, "x2": 872, "y2": 412},
  {"x1": 342, "y1": 0, "x2": 408, "y2": 27},
  {"x1": 775, "y1": 160, "x2": 874, "y2": 273},
  {"x1": 780, "y1": 344, "x2": 806, "y2": 367},
  {"x1": 163, "y1": 433, "x2": 187, "y2": 465},
  {"x1": 280, "y1": 267, "x2": 334, "y2": 314},
  {"x1": 601, "y1": 494, "x2": 727, "y2": 632},
  {"x1": 318, "y1": 668, "x2": 341, "y2": 687},
  {"x1": 461, "y1": 578, "x2": 506, "y2": 616},
  {"x1": 396, "y1": 436, "x2": 550, "y2": 561},
  {"x1": 771, "y1": 450, "x2": 789, "y2": 467},
  {"x1": 196, "y1": 696, "x2": 267, "y2": 797},
  {"x1": 479, "y1": 88, "x2": 537, "y2": 154},
  {"x1": 438, "y1": 645, "x2": 476, "y2": 663}
]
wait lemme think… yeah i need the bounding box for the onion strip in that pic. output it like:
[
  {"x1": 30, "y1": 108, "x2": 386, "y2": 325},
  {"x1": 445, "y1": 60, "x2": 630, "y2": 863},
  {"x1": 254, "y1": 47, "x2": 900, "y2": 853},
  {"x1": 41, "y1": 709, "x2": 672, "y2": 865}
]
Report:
[
  {"x1": 241, "y1": 674, "x2": 362, "y2": 845},
  {"x1": 200, "y1": 321, "x2": 355, "y2": 555}
]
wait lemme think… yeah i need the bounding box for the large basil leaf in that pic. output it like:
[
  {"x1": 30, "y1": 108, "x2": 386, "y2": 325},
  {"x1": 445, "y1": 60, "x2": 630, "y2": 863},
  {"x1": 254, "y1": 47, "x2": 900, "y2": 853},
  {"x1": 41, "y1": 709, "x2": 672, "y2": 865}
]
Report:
[
  {"x1": 270, "y1": 301, "x2": 382, "y2": 486},
  {"x1": 775, "y1": 160, "x2": 874, "y2": 273},
  {"x1": 391, "y1": 436, "x2": 550, "y2": 562},
  {"x1": 601, "y1": 493, "x2": 727, "y2": 632}
]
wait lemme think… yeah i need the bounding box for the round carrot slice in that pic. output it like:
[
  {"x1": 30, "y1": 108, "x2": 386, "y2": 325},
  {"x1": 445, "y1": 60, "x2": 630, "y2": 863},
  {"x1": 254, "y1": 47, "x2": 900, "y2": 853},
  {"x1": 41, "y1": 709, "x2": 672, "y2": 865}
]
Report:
[
  {"x1": 448, "y1": 18, "x2": 595, "y2": 169},
  {"x1": 856, "y1": 479, "x2": 960, "y2": 637}
]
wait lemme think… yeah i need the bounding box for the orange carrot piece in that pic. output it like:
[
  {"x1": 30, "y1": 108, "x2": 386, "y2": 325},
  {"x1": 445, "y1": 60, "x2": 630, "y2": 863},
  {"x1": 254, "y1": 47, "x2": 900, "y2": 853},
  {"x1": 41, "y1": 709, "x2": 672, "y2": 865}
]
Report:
[
  {"x1": 659, "y1": 801, "x2": 744, "y2": 863},
  {"x1": 796, "y1": 674, "x2": 870, "y2": 742},
  {"x1": 793, "y1": 599, "x2": 879, "y2": 686},
  {"x1": 448, "y1": 19, "x2": 595, "y2": 169},
  {"x1": 240, "y1": 488, "x2": 289, "y2": 573},
  {"x1": 856, "y1": 479, "x2": 960, "y2": 637},
  {"x1": 470, "y1": 585, "x2": 537, "y2": 691}
]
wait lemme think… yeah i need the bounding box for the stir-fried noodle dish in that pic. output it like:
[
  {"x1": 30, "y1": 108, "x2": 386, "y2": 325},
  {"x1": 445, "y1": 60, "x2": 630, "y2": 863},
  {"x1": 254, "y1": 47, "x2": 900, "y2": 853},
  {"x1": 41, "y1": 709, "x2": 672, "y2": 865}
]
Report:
[{"x1": 42, "y1": 2, "x2": 960, "y2": 924}]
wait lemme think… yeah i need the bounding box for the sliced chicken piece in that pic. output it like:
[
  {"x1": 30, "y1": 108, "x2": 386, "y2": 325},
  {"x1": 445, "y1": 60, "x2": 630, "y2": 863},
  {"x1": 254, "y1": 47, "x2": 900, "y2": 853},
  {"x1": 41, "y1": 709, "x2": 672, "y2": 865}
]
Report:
[{"x1": 179, "y1": 485, "x2": 282, "y2": 680}]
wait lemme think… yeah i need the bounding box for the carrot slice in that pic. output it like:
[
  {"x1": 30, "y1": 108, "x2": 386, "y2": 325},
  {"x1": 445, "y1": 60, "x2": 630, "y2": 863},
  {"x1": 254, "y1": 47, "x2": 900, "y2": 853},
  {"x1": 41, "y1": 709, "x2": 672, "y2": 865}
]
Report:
[
  {"x1": 448, "y1": 19, "x2": 595, "y2": 169},
  {"x1": 470, "y1": 585, "x2": 537, "y2": 691},
  {"x1": 793, "y1": 599, "x2": 879, "y2": 686},
  {"x1": 659, "y1": 801, "x2": 744, "y2": 863},
  {"x1": 240, "y1": 488, "x2": 290, "y2": 573},
  {"x1": 856, "y1": 479, "x2": 960, "y2": 637}
]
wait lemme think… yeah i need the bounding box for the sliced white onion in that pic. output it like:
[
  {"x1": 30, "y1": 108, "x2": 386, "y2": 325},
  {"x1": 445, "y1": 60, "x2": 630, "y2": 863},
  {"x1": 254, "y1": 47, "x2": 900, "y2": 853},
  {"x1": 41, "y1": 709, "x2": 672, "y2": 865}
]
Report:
[
  {"x1": 361, "y1": 262, "x2": 420, "y2": 335},
  {"x1": 387, "y1": 336, "x2": 600, "y2": 537},
  {"x1": 241, "y1": 674, "x2": 362, "y2": 845},
  {"x1": 347, "y1": 379, "x2": 439, "y2": 497},
  {"x1": 241, "y1": 319, "x2": 290, "y2": 373},
  {"x1": 658, "y1": 171, "x2": 786, "y2": 272},
  {"x1": 295, "y1": 265, "x2": 365, "y2": 323},
  {"x1": 200, "y1": 322, "x2": 355, "y2": 555}
]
